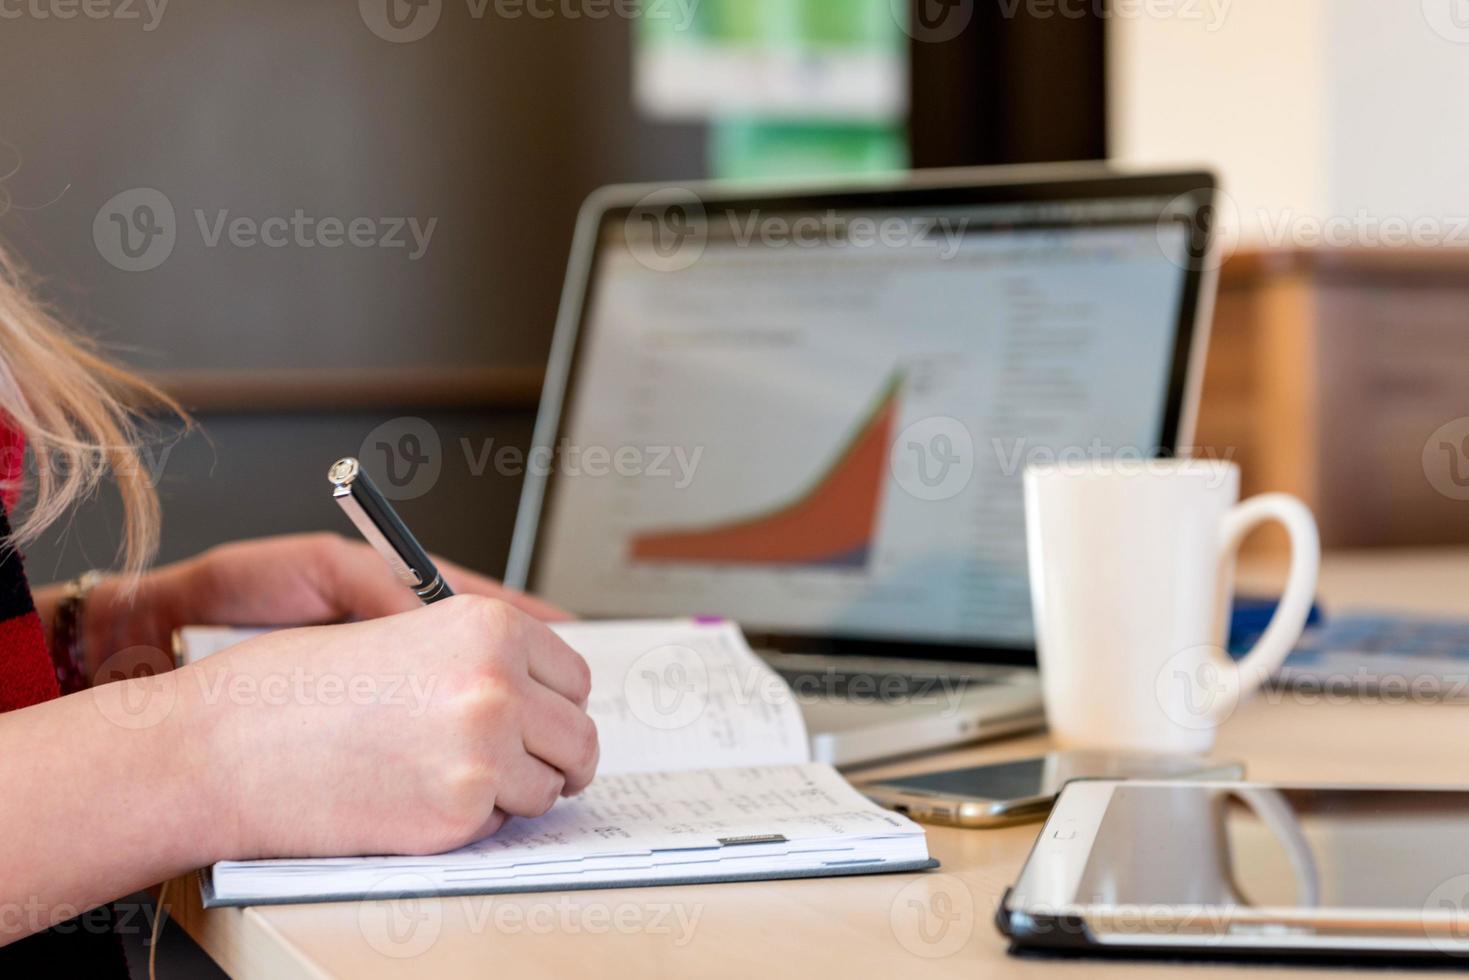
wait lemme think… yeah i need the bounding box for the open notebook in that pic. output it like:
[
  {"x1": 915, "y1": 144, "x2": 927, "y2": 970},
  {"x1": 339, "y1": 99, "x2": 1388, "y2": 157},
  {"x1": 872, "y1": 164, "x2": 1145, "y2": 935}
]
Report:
[{"x1": 177, "y1": 619, "x2": 935, "y2": 907}]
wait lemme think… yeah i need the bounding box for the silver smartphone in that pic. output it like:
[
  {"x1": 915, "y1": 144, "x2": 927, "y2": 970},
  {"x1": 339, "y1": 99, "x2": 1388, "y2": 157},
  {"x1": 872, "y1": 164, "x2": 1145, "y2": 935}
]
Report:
[
  {"x1": 858, "y1": 751, "x2": 1244, "y2": 828},
  {"x1": 1000, "y1": 779, "x2": 1469, "y2": 961}
]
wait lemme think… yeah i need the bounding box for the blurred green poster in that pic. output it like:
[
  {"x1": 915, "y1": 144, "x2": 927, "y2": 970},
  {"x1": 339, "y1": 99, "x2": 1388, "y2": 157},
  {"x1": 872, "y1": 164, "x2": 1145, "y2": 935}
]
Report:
[{"x1": 635, "y1": 0, "x2": 908, "y2": 178}]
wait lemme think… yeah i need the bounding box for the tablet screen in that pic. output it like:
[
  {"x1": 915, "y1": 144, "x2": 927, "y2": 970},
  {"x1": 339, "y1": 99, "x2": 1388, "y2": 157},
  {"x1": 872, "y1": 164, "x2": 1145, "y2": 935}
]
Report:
[{"x1": 1075, "y1": 784, "x2": 1469, "y2": 912}]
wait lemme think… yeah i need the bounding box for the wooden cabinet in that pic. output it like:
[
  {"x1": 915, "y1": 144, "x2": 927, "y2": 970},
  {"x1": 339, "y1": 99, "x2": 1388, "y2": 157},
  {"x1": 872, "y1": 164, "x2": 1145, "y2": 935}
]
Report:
[{"x1": 1197, "y1": 249, "x2": 1469, "y2": 551}]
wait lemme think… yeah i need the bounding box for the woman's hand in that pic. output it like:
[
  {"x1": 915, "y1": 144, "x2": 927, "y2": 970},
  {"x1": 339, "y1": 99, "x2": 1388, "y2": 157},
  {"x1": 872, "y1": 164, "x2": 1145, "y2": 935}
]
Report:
[
  {"x1": 175, "y1": 533, "x2": 569, "y2": 624},
  {"x1": 0, "y1": 594, "x2": 599, "y2": 928},
  {"x1": 76, "y1": 533, "x2": 568, "y2": 676},
  {"x1": 190, "y1": 595, "x2": 598, "y2": 859}
]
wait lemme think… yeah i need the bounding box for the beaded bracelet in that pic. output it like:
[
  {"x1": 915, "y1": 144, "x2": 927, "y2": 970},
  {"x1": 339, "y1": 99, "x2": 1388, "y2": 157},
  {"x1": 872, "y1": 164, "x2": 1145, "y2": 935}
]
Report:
[{"x1": 49, "y1": 570, "x2": 102, "y2": 695}]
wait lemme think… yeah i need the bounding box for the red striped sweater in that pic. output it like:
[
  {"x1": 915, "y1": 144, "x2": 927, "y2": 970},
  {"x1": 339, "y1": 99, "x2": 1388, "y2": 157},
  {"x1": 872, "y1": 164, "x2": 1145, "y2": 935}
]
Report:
[{"x1": 0, "y1": 426, "x2": 131, "y2": 975}]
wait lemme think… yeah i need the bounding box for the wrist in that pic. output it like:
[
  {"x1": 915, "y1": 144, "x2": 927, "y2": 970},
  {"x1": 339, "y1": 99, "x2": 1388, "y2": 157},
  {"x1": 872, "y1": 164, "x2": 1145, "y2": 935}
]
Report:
[
  {"x1": 84, "y1": 562, "x2": 196, "y2": 676},
  {"x1": 166, "y1": 659, "x2": 250, "y2": 864},
  {"x1": 69, "y1": 658, "x2": 241, "y2": 873}
]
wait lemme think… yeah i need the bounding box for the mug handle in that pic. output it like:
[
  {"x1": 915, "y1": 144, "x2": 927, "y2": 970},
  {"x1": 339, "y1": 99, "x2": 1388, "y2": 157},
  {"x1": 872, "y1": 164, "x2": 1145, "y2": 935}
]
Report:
[
  {"x1": 1215, "y1": 493, "x2": 1320, "y2": 706},
  {"x1": 1217, "y1": 787, "x2": 1322, "y2": 908}
]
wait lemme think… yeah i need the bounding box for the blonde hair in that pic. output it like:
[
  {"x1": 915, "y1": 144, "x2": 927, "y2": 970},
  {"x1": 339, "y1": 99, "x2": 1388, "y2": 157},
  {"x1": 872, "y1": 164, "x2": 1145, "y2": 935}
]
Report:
[{"x1": 0, "y1": 240, "x2": 182, "y2": 576}]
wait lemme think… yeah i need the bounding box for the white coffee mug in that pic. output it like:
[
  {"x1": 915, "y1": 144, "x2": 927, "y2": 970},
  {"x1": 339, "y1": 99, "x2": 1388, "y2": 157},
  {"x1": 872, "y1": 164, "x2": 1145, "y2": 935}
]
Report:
[{"x1": 1023, "y1": 459, "x2": 1319, "y2": 754}]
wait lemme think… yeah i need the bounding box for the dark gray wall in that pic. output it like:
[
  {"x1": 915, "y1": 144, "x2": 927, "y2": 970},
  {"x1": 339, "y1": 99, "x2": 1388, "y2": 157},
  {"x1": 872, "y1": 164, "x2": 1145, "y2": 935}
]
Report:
[
  {"x1": 23, "y1": 409, "x2": 539, "y2": 584},
  {"x1": 1, "y1": 1, "x2": 704, "y2": 581},
  {"x1": 1, "y1": 0, "x2": 703, "y2": 371}
]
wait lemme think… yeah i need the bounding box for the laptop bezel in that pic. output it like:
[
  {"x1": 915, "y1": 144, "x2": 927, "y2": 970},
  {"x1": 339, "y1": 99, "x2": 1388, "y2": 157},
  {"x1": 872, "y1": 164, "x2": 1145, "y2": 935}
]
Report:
[{"x1": 507, "y1": 164, "x2": 1220, "y2": 668}]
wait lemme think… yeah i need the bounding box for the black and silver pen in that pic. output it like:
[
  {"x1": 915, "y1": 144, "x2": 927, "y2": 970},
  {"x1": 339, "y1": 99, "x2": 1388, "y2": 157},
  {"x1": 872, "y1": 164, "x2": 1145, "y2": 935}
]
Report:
[{"x1": 327, "y1": 456, "x2": 455, "y2": 604}]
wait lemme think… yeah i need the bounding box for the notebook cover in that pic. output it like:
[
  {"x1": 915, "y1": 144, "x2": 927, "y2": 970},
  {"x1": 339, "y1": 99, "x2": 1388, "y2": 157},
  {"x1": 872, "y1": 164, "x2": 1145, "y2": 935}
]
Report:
[{"x1": 199, "y1": 857, "x2": 941, "y2": 908}]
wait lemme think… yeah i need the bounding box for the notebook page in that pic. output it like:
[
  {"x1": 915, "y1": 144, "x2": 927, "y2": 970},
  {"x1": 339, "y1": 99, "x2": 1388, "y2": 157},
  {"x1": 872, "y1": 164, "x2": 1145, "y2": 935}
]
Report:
[
  {"x1": 459, "y1": 763, "x2": 911, "y2": 861},
  {"x1": 554, "y1": 619, "x2": 810, "y2": 775},
  {"x1": 173, "y1": 626, "x2": 272, "y2": 665},
  {"x1": 209, "y1": 763, "x2": 929, "y2": 902},
  {"x1": 176, "y1": 619, "x2": 810, "y2": 775}
]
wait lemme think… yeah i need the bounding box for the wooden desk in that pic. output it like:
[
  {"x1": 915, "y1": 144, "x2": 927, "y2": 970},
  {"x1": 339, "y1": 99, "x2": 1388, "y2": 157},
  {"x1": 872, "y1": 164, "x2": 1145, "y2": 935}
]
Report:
[{"x1": 169, "y1": 548, "x2": 1469, "y2": 979}]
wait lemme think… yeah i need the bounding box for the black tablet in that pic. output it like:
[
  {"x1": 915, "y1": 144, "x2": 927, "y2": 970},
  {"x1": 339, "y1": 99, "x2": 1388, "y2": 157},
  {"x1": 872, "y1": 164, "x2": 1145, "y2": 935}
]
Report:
[{"x1": 1000, "y1": 779, "x2": 1469, "y2": 962}]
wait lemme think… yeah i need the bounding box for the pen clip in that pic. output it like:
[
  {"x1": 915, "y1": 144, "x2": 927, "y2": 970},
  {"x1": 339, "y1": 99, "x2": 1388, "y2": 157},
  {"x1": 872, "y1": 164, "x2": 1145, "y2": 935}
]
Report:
[{"x1": 333, "y1": 487, "x2": 424, "y2": 589}]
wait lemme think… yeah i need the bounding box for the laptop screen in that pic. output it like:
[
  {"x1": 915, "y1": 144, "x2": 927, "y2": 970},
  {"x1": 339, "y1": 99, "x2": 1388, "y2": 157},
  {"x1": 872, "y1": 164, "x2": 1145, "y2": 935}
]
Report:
[{"x1": 522, "y1": 180, "x2": 1209, "y2": 659}]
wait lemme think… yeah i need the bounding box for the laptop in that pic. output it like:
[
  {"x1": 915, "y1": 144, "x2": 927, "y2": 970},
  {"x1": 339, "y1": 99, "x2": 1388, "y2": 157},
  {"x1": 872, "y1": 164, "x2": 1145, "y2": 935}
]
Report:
[{"x1": 507, "y1": 164, "x2": 1220, "y2": 766}]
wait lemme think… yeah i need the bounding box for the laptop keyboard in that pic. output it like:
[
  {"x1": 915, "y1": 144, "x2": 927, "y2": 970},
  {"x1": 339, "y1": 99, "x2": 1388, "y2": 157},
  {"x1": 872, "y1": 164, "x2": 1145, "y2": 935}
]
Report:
[{"x1": 773, "y1": 667, "x2": 993, "y2": 704}]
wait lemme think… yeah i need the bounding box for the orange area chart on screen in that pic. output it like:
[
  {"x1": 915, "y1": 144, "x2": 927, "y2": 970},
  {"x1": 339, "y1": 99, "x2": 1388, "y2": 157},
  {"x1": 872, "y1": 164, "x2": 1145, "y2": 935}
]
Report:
[{"x1": 628, "y1": 376, "x2": 900, "y2": 569}]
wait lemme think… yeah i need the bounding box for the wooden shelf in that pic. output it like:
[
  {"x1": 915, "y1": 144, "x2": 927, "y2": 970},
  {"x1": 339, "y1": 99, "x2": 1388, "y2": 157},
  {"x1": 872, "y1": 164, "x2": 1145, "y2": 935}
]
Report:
[
  {"x1": 1199, "y1": 246, "x2": 1469, "y2": 550},
  {"x1": 146, "y1": 365, "x2": 546, "y2": 414}
]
